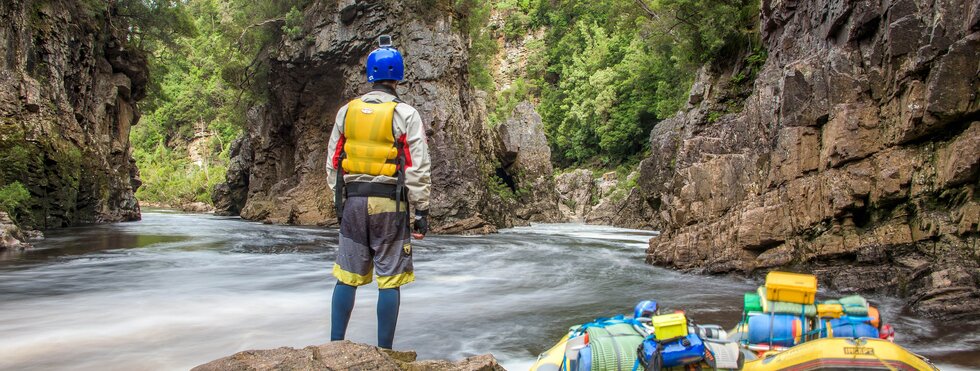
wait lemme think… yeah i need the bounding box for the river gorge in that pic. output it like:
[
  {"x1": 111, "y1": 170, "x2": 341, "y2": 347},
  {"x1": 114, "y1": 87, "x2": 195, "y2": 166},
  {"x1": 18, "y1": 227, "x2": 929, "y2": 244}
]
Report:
[{"x1": 0, "y1": 211, "x2": 977, "y2": 370}]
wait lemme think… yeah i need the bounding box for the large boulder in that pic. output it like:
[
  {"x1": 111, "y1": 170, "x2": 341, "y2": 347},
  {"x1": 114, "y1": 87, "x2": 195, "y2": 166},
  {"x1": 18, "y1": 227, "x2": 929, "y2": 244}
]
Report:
[
  {"x1": 0, "y1": 212, "x2": 27, "y2": 250},
  {"x1": 553, "y1": 168, "x2": 657, "y2": 229},
  {"x1": 0, "y1": 212, "x2": 42, "y2": 250},
  {"x1": 192, "y1": 341, "x2": 505, "y2": 371},
  {"x1": 586, "y1": 172, "x2": 658, "y2": 229},
  {"x1": 494, "y1": 102, "x2": 562, "y2": 223},
  {"x1": 212, "y1": 136, "x2": 253, "y2": 216},
  {"x1": 555, "y1": 169, "x2": 595, "y2": 221}
]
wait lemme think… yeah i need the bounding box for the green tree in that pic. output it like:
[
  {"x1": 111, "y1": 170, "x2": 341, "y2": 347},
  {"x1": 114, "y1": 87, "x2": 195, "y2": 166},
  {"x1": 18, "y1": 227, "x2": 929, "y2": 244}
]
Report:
[
  {"x1": 633, "y1": 0, "x2": 760, "y2": 64},
  {"x1": 512, "y1": 0, "x2": 758, "y2": 166},
  {"x1": 132, "y1": 0, "x2": 310, "y2": 206}
]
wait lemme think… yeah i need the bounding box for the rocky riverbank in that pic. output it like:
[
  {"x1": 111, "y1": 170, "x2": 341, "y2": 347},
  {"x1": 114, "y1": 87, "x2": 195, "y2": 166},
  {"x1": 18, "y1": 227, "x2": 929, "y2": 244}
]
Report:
[
  {"x1": 193, "y1": 341, "x2": 504, "y2": 371},
  {"x1": 634, "y1": 0, "x2": 979, "y2": 319},
  {"x1": 140, "y1": 201, "x2": 215, "y2": 214},
  {"x1": 0, "y1": 211, "x2": 42, "y2": 250}
]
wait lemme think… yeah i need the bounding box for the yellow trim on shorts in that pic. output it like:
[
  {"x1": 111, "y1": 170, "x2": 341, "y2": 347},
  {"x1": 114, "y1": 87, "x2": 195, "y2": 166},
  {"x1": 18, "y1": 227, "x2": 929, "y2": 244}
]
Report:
[
  {"x1": 377, "y1": 271, "x2": 415, "y2": 289},
  {"x1": 333, "y1": 264, "x2": 372, "y2": 286},
  {"x1": 367, "y1": 197, "x2": 408, "y2": 215}
]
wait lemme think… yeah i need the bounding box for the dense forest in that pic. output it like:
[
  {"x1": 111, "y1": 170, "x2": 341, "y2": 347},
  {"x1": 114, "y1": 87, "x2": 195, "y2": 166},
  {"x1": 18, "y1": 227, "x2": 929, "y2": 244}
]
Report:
[
  {"x1": 483, "y1": 0, "x2": 760, "y2": 166},
  {"x1": 108, "y1": 0, "x2": 760, "y2": 209}
]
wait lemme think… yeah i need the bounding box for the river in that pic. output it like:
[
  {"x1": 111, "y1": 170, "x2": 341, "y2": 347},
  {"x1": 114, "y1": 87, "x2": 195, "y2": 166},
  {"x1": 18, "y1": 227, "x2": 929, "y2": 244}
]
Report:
[{"x1": 0, "y1": 211, "x2": 976, "y2": 370}]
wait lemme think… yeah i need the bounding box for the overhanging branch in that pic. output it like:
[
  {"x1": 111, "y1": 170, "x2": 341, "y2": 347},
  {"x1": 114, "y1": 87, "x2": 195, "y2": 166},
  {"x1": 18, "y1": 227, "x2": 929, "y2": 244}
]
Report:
[{"x1": 237, "y1": 18, "x2": 285, "y2": 50}]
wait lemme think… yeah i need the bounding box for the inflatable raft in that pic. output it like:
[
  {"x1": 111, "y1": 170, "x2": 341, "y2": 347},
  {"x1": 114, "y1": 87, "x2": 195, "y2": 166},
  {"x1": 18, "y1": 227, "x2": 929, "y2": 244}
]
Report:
[
  {"x1": 531, "y1": 331, "x2": 937, "y2": 371},
  {"x1": 530, "y1": 271, "x2": 939, "y2": 370}
]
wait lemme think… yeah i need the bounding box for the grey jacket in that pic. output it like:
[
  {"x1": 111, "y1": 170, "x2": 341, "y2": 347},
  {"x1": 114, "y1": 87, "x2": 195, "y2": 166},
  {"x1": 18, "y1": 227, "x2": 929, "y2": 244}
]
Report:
[{"x1": 326, "y1": 90, "x2": 432, "y2": 211}]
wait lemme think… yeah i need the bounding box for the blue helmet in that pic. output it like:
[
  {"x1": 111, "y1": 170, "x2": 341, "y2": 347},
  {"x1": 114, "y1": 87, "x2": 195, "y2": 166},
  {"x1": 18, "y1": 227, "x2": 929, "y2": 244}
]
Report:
[
  {"x1": 366, "y1": 47, "x2": 404, "y2": 82},
  {"x1": 634, "y1": 300, "x2": 659, "y2": 319}
]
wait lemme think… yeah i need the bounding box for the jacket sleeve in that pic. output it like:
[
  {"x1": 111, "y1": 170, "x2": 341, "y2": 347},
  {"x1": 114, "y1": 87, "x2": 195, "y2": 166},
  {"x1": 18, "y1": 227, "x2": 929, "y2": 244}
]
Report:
[
  {"x1": 401, "y1": 107, "x2": 431, "y2": 211},
  {"x1": 326, "y1": 105, "x2": 348, "y2": 192}
]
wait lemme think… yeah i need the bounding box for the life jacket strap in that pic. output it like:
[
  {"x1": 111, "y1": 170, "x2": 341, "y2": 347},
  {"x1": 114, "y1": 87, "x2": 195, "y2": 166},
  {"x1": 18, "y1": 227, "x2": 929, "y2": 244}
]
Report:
[{"x1": 345, "y1": 182, "x2": 405, "y2": 200}]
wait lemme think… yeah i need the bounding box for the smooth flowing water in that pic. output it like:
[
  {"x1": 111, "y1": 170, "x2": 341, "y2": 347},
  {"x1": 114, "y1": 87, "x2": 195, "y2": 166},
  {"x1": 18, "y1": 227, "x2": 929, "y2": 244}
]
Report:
[{"x1": 0, "y1": 212, "x2": 977, "y2": 370}]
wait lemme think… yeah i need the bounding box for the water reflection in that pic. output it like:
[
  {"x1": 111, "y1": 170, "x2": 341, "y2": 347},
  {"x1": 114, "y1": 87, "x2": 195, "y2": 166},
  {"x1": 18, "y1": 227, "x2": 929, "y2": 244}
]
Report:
[{"x1": 1, "y1": 232, "x2": 189, "y2": 263}]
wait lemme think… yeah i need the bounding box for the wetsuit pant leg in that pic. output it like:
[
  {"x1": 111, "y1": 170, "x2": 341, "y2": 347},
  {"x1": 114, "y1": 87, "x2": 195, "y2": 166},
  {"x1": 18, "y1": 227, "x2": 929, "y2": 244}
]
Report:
[
  {"x1": 367, "y1": 196, "x2": 414, "y2": 348},
  {"x1": 331, "y1": 197, "x2": 373, "y2": 341},
  {"x1": 377, "y1": 287, "x2": 400, "y2": 349},
  {"x1": 331, "y1": 282, "x2": 357, "y2": 341}
]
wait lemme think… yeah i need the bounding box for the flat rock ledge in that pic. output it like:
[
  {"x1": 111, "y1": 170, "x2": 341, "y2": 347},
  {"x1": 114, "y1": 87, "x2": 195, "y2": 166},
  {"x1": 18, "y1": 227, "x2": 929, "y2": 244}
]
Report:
[{"x1": 193, "y1": 340, "x2": 506, "y2": 371}]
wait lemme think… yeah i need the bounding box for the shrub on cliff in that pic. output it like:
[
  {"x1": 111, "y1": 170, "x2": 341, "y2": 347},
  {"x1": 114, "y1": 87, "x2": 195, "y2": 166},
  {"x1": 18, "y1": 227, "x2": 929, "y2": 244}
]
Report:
[{"x1": 0, "y1": 182, "x2": 30, "y2": 223}]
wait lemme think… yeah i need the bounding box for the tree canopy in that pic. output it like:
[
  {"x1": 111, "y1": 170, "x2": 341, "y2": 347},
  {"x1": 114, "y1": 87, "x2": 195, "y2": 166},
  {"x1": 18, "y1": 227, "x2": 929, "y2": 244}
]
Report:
[
  {"x1": 486, "y1": 0, "x2": 760, "y2": 166},
  {"x1": 129, "y1": 0, "x2": 309, "y2": 206}
]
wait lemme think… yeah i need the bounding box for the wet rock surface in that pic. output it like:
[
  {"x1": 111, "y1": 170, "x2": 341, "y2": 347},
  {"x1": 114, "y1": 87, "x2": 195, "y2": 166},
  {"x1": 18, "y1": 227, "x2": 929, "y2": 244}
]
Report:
[
  {"x1": 555, "y1": 169, "x2": 595, "y2": 220},
  {"x1": 212, "y1": 136, "x2": 252, "y2": 216},
  {"x1": 0, "y1": 212, "x2": 27, "y2": 250},
  {"x1": 0, "y1": 1, "x2": 146, "y2": 229},
  {"x1": 494, "y1": 102, "x2": 562, "y2": 223},
  {"x1": 554, "y1": 169, "x2": 657, "y2": 228},
  {"x1": 213, "y1": 0, "x2": 561, "y2": 233},
  {"x1": 0, "y1": 211, "x2": 43, "y2": 251},
  {"x1": 192, "y1": 340, "x2": 505, "y2": 371},
  {"x1": 639, "y1": 0, "x2": 980, "y2": 319}
]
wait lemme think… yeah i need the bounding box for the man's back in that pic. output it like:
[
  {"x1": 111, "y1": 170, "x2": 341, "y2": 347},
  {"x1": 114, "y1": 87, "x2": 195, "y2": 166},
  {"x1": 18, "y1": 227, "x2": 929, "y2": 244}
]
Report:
[{"x1": 324, "y1": 36, "x2": 431, "y2": 350}]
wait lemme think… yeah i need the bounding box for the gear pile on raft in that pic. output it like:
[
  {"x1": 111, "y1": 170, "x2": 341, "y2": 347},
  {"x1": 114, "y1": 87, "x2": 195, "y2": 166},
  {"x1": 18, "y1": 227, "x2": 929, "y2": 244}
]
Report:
[{"x1": 531, "y1": 271, "x2": 938, "y2": 371}]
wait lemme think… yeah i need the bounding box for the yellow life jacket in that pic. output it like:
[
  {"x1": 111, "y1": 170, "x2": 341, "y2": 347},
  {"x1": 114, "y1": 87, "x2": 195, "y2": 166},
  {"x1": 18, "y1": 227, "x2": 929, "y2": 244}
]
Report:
[{"x1": 342, "y1": 99, "x2": 400, "y2": 176}]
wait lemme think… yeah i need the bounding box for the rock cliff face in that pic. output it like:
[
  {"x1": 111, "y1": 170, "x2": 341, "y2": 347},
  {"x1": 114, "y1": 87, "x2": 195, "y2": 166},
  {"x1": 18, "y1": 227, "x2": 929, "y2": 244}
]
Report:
[
  {"x1": 640, "y1": 0, "x2": 979, "y2": 318},
  {"x1": 554, "y1": 169, "x2": 658, "y2": 228},
  {"x1": 214, "y1": 0, "x2": 560, "y2": 232},
  {"x1": 494, "y1": 102, "x2": 563, "y2": 223},
  {"x1": 0, "y1": 1, "x2": 146, "y2": 229}
]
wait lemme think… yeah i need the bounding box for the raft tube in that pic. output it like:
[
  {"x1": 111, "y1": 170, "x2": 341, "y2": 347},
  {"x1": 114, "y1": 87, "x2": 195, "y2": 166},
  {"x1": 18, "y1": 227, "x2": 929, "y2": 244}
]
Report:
[
  {"x1": 741, "y1": 337, "x2": 938, "y2": 371},
  {"x1": 530, "y1": 334, "x2": 568, "y2": 371}
]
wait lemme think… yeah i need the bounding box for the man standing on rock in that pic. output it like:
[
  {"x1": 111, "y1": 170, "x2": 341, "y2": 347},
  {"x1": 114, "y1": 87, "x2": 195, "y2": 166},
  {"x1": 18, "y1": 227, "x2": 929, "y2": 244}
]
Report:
[{"x1": 325, "y1": 35, "x2": 431, "y2": 349}]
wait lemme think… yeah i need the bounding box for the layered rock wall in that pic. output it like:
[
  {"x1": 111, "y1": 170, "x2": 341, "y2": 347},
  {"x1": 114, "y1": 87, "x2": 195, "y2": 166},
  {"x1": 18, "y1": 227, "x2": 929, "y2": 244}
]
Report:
[
  {"x1": 555, "y1": 169, "x2": 658, "y2": 228},
  {"x1": 0, "y1": 1, "x2": 146, "y2": 229},
  {"x1": 641, "y1": 0, "x2": 979, "y2": 318},
  {"x1": 215, "y1": 0, "x2": 561, "y2": 232}
]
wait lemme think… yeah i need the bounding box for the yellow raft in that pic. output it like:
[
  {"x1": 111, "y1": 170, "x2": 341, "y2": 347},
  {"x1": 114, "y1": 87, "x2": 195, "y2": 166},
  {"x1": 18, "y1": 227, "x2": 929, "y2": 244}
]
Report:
[
  {"x1": 531, "y1": 335, "x2": 937, "y2": 370},
  {"x1": 741, "y1": 337, "x2": 937, "y2": 371}
]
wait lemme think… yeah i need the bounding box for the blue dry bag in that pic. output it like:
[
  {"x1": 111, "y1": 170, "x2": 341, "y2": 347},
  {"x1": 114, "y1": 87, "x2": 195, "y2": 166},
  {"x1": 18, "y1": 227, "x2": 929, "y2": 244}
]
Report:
[{"x1": 638, "y1": 333, "x2": 705, "y2": 369}]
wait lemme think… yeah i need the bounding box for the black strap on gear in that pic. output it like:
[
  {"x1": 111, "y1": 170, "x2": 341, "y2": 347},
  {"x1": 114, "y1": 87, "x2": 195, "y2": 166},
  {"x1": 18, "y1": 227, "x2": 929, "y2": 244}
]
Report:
[
  {"x1": 642, "y1": 341, "x2": 664, "y2": 371},
  {"x1": 394, "y1": 156, "x2": 410, "y2": 234},
  {"x1": 334, "y1": 153, "x2": 347, "y2": 223},
  {"x1": 346, "y1": 182, "x2": 397, "y2": 198}
]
